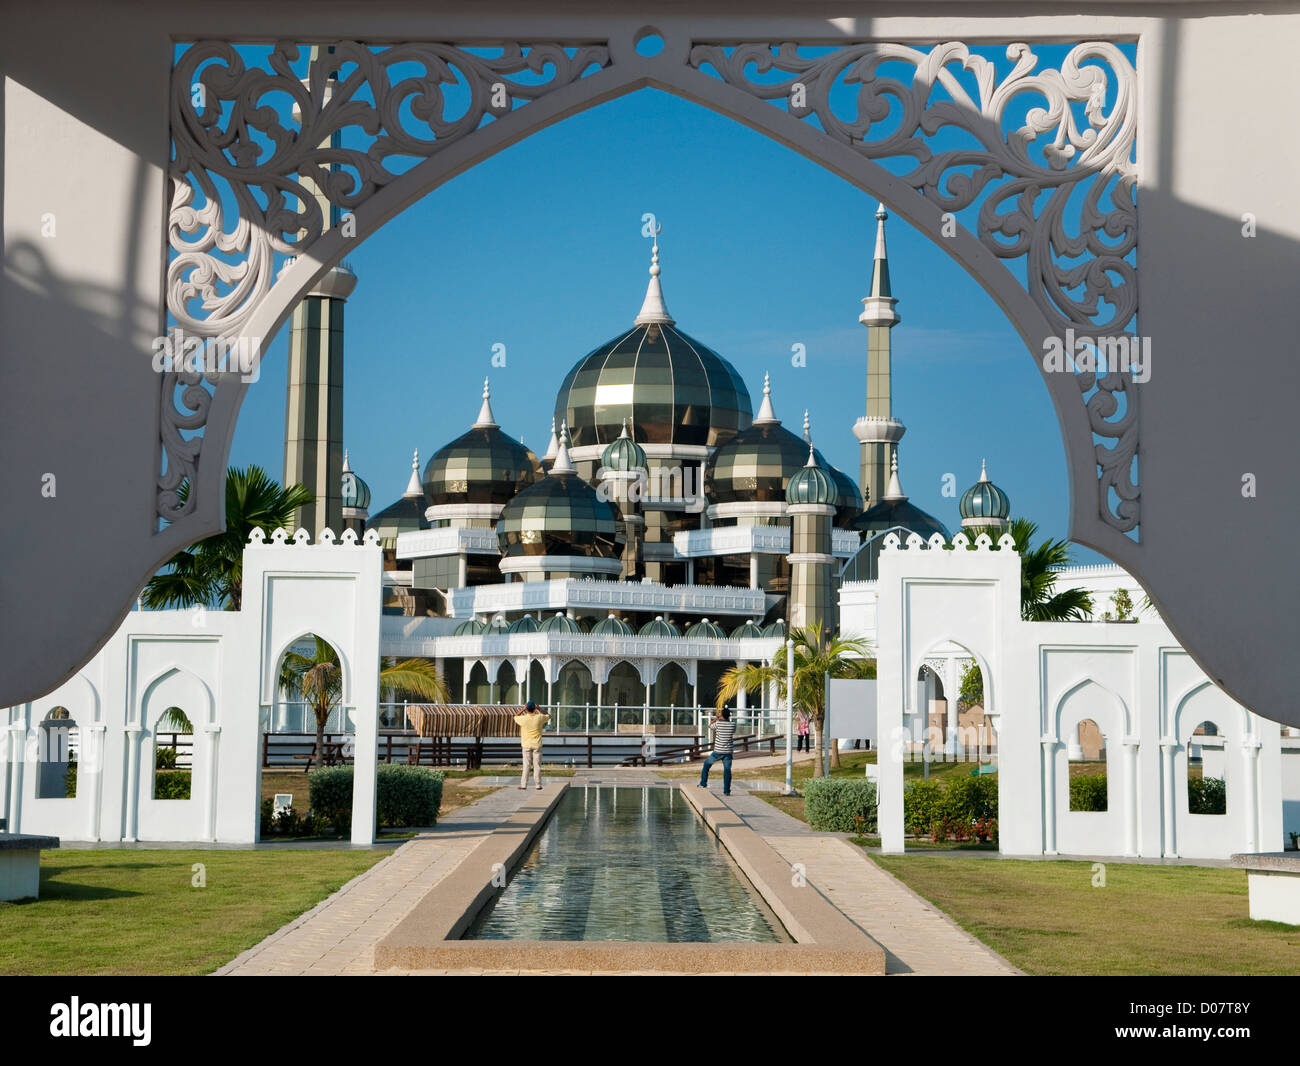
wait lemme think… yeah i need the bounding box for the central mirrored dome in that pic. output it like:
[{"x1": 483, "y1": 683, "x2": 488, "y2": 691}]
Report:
[{"x1": 554, "y1": 322, "x2": 752, "y2": 449}]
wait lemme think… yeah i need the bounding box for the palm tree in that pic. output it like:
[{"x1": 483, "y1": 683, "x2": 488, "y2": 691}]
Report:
[
  {"x1": 142, "y1": 466, "x2": 315, "y2": 611},
  {"x1": 960, "y1": 518, "x2": 1093, "y2": 622},
  {"x1": 278, "y1": 637, "x2": 449, "y2": 764},
  {"x1": 715, "y1": 622, "x2": 875, "y2": 778}
]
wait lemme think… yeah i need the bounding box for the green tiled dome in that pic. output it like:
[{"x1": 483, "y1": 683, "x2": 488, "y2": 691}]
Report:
[
  {"x1": 705, "y1": 419, "x2": 808, "y2": 504},
  {"x1": 539, "y1": 612, "x2": 584, "y2": 635},
  {"x1": 496, "y1": 470, "x2": 622, "y2": 559},
  {"x1": 959, "y1": 462, "x2": 1011, "y2": 522},
  {"x1": 638, "y1": 615, "x2": 680, "y2": 638},
  {"x1": 554, "y1": 324, "x2": 751, "y2": 449},
  {"x1": 600, "y1": 420, "x2": 648, "y2": 472},
  {"x1": 730, "y1": 619, "x2": 766, "y2": 639},
  {"x1": 341, "y1": 464, "x2": 371, "y2": 510},
  {"x1": 786, "y1": 452, "x2": 838, "y2": 506},
  {"x1": 453, "y1": 617, "x2": 487, "y2": 635},
  {"x1": 761, "y1": 618, "x2": 787, "y2": 639},
  {"x1": 685, "y1": 618, "x2": 726, "y2": 639},
  {"x1": 506, "y1": 614, "x2": 540, "y2": 634},
  {"x1": 592, "y1": 613, "x2": 635, "y2": 636}
]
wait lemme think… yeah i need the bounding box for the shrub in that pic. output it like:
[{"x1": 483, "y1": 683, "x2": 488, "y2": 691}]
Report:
[
  {"x1": 308, "y1": 764, "x2": 445, "y2": 832},
  {"x1": 65, "y1": 761, "x2": 78, "y2": 799},
  {"x1": 804, "y1": 778, "x2": 877, "y2": 833},
  {"x1": 1189, "y1": 775, "x2": 1227, "y2": 815},
  {"x1": 153, "y1": 770, "x2": 191, "y2": 800},
  {"x1": 1070, "y1": 773, "x2": 1109, "y2": 812},
  {"x1": 945, "y1": 775, "x2": 998, "y2": 822},
  {"x1": 904, "y1": 780, "x2": 946, "y2": 836},
  {"x1": 155, "y1": 745, "x2": 178, "y2": 770}
]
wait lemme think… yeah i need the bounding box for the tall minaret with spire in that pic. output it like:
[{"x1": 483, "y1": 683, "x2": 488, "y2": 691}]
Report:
[
  {"x1": 852, "y1": 203, "x2": 905, "y2": 512},
  {"x1": 284, "y1": 44, "x2": 357, "y2": 537}
]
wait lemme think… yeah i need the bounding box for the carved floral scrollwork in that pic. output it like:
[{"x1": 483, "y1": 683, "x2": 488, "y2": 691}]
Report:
[
  {"x1": 164, "y1": 37, "x2": 1140, "y2": 534},
  {"x1": 690, "y1": 41, "x2": 1140, "y2": 532}
]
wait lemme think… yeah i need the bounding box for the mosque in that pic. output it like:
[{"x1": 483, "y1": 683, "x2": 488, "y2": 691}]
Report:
[{"x1": 301, "y1": 208, "x2": 1109, "y2": 727}]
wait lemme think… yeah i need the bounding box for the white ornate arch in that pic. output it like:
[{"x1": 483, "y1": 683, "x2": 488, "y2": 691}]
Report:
[
  {"x1": 270, "y1": 630, "x2": 352, "y2": 708},
  {"x1": 1172, "y1": 679, "x2": 1250, "y2": 746},
  {"x1": 160, "y1": 29, "x2": 1140, "y2": 577},
  {"x1": 139, "y1": 665, "x2": 217, "y2": 728},
  {"x1": 913, "y1": 639, "x2": 995, "y2": 716},
  {"x1": 1051, "y1": 676, "x2": 1131, "y2": 744}
]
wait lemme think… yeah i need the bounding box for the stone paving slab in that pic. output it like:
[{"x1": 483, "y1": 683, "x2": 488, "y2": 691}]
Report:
[
  {"x1": 215, "y1": 786, "x2": 546, "y2": 976},
  {"x1": 698, "y1": 783, "x2": 1018, "y2": 976}
]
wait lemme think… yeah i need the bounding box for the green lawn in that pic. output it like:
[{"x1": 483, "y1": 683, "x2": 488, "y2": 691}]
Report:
[
  {"x1": 870, "y1": 854, "x2": 1300, "y2": 975},
  {"x1": 0, "y1": 849, "x2": 389, "y2": 976}
]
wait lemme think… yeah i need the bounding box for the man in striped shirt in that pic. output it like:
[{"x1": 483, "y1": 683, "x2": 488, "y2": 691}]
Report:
[{"x1": 699, "y1": 707, "x2": 736, "y2": 796}]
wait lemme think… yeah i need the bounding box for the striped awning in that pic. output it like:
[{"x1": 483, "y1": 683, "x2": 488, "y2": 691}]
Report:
[{"x1": 406, "y1": 704, "x2": 525, "y2": 739}]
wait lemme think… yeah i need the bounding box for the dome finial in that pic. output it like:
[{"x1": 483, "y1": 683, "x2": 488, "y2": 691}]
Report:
[
  {"x1": 550, "y1": 421, "x2": 576, "y2": 475},
  {"x1": 753, "y1": 371, "x2": 779, "y2": 424},
  {"x1": 979, "y1": 457, "x2": 989, "y2": 482},
  {"x1": 403, "y1": 447, "x2": 423, "y2": 498},
  {"x1": 342, "y1": 448, "x2": 351, "y2": 473},
  {"x1": 883, "y1": 447, "x2": 906, "y2": 501},
  {"x1": 803, "y1": 414, "x2": 817, "y2": 467},
  {"x1": 876, "y1": 202, "x2": 888, "y2": 221},
  {"x1": 620, "y1": 417, "x2": 630, "y2": 438},
  {"x1": 542, "y1": 416, "x2": 559, "y2": 466},
  {"x1": 474, "y1": 376, "x2": 498, "y2": 429},
  {"x1": 634, "y1": 219, "x2": 675, "y2": 327},
  {"x1": 803, "y1": 408, "x2": 811, "y2": 442}
]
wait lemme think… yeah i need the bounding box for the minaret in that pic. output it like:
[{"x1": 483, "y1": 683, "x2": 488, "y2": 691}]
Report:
[
  {"x1": 786, "y1": 425, "x2": 839, "y2": 634},
  {"x1": 283, "y1": 45, "x2": 356, "y2": 537},
  {"x1": 853, "y1": 203, "x2": 905, "y2": 511}
]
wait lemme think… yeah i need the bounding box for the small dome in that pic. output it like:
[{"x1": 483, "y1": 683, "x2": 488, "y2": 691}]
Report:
[
  {"x1": 341, "y1": 452, "x2": 371, "y2": 510},
  {"x1": 786, "y1": 448, "x2": 838, "y2": 506},
  {"x1": 487, "y1": 614, "x2": 510, "y2": 633},
  {"x1": 639, "y1": 615, "x2": 680, "y2": 638},
  {"x1": 496, "y1": 459, "x2": 622, "y2": 560},
  {"x1": 539, "y1": 612, "x2": 584, "y2": 635},
  {"x1": 453, "y1": 617, "x2": 487, "y2": 636},
  {"x1": 423, "y1": 380, "x2": 543, "y2": 507},
  {"x1": 761, "y1": 618, "x2": 787, "y2": 639},
  {"x1": 600, "y1": 419, "x2": 648, "y2": 472},
  {"x1": 959, "y1": 460, "x2": 1011, "y2": 523},
  {"x1": 730, "y1": 619, "x2": 766, "y2": 639},
  {"x1": 592, "y1": 612, "x2": 635, "y2": 637},
  {"x1": 506, "y1": 613, "x2": 540, "y2": 634},
  {"x1": 685, "y1": 618, "x2": 726, "y2": 639}
]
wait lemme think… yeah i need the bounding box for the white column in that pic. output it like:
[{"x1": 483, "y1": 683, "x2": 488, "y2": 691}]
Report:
[
  {"x1": 1242, "y1": 737, "x2": 1261, "y2": 853},
  {"x1": 1041, "y1": 737, "x2": 1059, "y2": 855},
  {"x1": 1122, "y1": 737, "x2": 1140, "y2": 857},
  {"x1": 457, "y1": 555, "x2": 467, "y2": 587},
  {"x1": 749, "y1": 555, "x2": 759, "y2": 589},
  {"x1": 944, "y1": 658, "x2": 961, "y2": 749},
  {"x1": 123, "y1": 725, "x2": 144, "y2": 842},
  {"x1": 1160, "y1": 740, "x2": 1179, "y2": 857},
  {"x1": 4, "y1": 722, "x2": 24, "y2": 831},
  {"x1": 203, "y1": 725, "x2": 222, "y2": 842},
  {"x1": 84, "y1": 724, "x2": 108, "y2": 840}
]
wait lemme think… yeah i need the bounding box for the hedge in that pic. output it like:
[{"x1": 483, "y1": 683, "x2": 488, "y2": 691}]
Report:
[
  {"x1": 1069, "y1": 773, "x2": 1109, "y2": 812},
  {"x1": 1189, "y1": 775, "x2": 1227, "y2": 815},
  {"x1": 903, "y1": 775, "x2": 999, "y2": 842},
  {"x1": 153, "y1": 770, "x2": 192, "y2": 800},
  {"x1": 308, "y1": 764, "x2": 445, "y2": 832},
  {"x1": 804, "y1": 778, "x2": 877, "y2": 833}
]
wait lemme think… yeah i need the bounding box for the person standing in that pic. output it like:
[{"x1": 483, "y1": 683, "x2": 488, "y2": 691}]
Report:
[
  {"x1": 514, "y1": 700, "x2": 549, "y2": 790},
  {"x1": 700, "y1": 707, "x2": 736, "y2": 796},
  {"x1": 795, "y1": 710, "x2": 811, "y2": 753}
]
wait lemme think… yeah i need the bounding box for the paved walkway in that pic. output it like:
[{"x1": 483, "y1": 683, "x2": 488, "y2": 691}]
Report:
[
  {"x1": 215, "y1": 787, "x2": 541, "y2": 976},
  {"x1": 216, "y1": 772, "x2": 1018, "y2": 976},
  {"x1": 698, "y1": 784, "x2": 1020, "y2": 976}
]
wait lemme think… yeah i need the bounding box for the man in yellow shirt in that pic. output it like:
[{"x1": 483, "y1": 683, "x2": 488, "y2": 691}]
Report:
[{"x1": 514, "y1": 700, "x2": 550, "y2": 790}]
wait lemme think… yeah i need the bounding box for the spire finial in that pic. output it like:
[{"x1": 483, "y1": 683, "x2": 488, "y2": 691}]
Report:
[
  {"x1": 550, "y1": 420, "x2": 576, "y2": 475},
  {"x1": 342, "y1": 448, "x2": 351, "y2": 473},
  {"x1": 620, "y1": 417, "x2": 630, "y2": 438},
  {"x1": 883, "y1": 447, "x2": 906, "y2": 502},
  {"x1": 979, "y1": 457, "x2": 989, "y2": 482},
  {"x1": 876, "y1": 202, "x2": 888, "y2": 221},
  {"x1": 634, "y1": 220, "x2": 675, "y2": 326},
  {"x1": 403, "y1": 447, "x2": 423, "y2": 498},
  {"x1": 753, "y1": 371, "x2": 779, "y2": 424},
  {"x1": 803, "y1": 408, "x2": 811, "y2": 442},
  {"x1": 474, "y1": 377, "x2": 498, "y2": 428}
]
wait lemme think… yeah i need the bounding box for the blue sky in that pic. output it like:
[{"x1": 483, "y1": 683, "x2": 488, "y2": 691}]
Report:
[{"x1": 224, "y1": 78, "x2": 1107, "y2": 561}]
